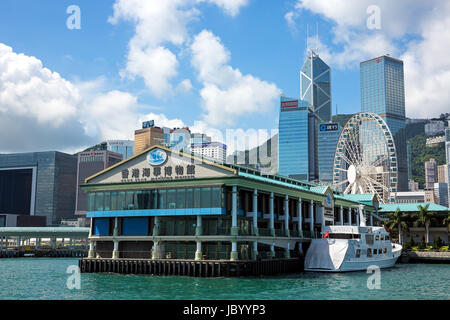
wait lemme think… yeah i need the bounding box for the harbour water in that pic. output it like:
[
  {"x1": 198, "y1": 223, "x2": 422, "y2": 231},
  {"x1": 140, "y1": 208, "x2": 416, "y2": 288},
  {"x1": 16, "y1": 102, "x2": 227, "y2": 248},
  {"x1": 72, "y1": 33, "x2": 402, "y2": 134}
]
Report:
[{"x1": 0, "y1": 258, "x2": 448, "y2": 300}]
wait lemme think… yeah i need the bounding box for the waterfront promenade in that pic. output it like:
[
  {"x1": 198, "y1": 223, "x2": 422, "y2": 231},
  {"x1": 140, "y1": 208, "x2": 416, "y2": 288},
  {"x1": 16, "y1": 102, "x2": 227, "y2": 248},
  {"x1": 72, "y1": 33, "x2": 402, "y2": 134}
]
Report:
[{"x1": 0, "y1": 227, "x2": 89, "y2": 258}]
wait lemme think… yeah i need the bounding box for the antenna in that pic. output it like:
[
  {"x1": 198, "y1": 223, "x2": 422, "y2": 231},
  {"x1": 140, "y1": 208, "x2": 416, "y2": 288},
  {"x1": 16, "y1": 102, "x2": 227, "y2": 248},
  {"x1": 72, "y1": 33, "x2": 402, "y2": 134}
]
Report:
[
  {"x1": 306, "y1": 24, "x2": 309, "y2": 54},
  {"x1": 316, "y1": 21, "x2": 319, "y2": 53}
]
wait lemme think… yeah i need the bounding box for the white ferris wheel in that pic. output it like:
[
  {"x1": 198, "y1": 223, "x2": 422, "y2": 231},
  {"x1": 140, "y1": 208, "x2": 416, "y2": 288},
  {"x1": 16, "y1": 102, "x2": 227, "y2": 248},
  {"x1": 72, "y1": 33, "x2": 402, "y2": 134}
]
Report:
[{"x1": 332, "y1": 112, "x2": 398, "y2": 204}]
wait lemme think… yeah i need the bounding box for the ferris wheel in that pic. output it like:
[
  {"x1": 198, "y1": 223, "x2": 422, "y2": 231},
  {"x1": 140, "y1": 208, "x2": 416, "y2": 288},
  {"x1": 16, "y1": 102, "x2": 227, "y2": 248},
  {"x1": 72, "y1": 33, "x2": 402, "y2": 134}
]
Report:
[{"x1": 332, "y1": 112, "x2": 398, "y2": 204}]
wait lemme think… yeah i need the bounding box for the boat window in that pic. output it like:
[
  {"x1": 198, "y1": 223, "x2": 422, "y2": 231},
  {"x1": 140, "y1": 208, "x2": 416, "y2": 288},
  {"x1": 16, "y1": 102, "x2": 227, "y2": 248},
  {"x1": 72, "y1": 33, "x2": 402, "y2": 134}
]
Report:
[
  {"x1": 385, "y1": 235, "x2": 389, "y2": 240},
  {"x1": 384, "y1": 248, "x2": 387, "y2": 254},
  {"x1": 365, "y1": 234, "x2": 374, "y2": 245},
  {"x1": 373, "y1": 249, "x2": 377, "y2": 255},
  {"x1": 375, "y1": 235, "x2": 380, "y2": 241},
  {"x1": 367, "y1": 248, "x2": 372, "y2": 257},
  {"x1": 380, "y1": 236, "x2": 384, "y2": 241},
  {"x1": 355, "y1": 249, "x2": 360, "y2": 258}
]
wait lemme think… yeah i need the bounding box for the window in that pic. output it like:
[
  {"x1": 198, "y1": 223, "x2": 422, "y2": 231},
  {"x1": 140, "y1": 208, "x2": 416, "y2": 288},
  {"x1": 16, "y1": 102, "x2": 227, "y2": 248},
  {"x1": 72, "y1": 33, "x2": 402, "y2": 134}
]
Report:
[
  {"x1": 167, "y1": 189, "x2": 176, "y2": 209},
  {"x1": 111, "y1": 192, "x2": 117, "y2": 210},
  {"x1": 384, "y1": 248, "x2": 387, "y2": 254},
  {"x1": 211, "y1": 187, "x2": 222, "y2": 207},
  {"x1": 380, "y1": 236, "x2": 384, "y2": 241},
  {"x1": 375, "y1": 235, "x2": 380, "y2": 241},
  {"x1": 104, "y1": 192, "x2": 111, "y2": 211},
  {"x1": 118, "y1": 191, "x2": 126, "y2": 210},
  {"x1": 176, "y1": 188, "x2": 185, "y2": 209},
  {"x1": 95, "y1": 192, "x2": 104, "y2": 211},
  {"x1": 87, "y1": 193, "x2": 95, "y2": 211},
  {"x1": 158, "y1": 189, "x2": 166, "y2": 209},
  {"x1": 367, "y1": 248, "x2": 372, "y2": 257},
  {"x1": 201, "y1": 188, "x2": 211, "y2": 208},
  {"x1": 126, "y1": 191, "x2": 135, "y2": 210},
  {"x1": 186, "y1": 188, "x2": 193, "y2": 208},
  {"x1": 194, "y1": 188, "x2": 201, "y2": 208},
  {"x1": 356, "y1": 249, "x2": 361, "y2": 258}
]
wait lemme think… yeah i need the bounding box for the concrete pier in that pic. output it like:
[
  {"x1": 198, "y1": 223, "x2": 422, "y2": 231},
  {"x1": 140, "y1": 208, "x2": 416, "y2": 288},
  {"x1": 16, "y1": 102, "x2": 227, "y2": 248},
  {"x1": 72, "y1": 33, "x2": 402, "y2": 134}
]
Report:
[{"x1": 79, "y1": 257, "x2": 304, "y2": 277}]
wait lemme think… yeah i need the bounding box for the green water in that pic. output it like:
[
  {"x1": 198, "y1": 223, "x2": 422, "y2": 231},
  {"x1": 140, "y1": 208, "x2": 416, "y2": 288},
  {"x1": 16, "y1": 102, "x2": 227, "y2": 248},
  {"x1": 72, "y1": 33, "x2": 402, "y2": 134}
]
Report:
[{"x1": 0, "y1": 258, "x2": 448, "y2": 300}]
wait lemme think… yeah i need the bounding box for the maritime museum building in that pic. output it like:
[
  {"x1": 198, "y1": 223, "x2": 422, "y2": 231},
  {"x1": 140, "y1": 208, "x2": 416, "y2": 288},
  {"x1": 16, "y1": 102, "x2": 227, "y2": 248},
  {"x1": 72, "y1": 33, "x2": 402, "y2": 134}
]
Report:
[{"x1": 83, "y1": 146, "x2": 380, "y2": 261}]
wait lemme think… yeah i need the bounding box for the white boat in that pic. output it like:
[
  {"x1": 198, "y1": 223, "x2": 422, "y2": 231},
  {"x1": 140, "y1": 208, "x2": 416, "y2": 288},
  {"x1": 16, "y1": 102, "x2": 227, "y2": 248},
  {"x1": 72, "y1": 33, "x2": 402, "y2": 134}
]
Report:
[{"x1": 304, "y1": 225, "x2": 402, "y2": 272}]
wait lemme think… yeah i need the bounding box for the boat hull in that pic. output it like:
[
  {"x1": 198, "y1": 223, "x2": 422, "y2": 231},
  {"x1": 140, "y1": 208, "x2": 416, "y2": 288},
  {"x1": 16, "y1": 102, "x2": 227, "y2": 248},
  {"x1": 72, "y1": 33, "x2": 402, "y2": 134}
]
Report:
[{"x1": 305, "y1": 248, "x2": 402, "y2": 272}]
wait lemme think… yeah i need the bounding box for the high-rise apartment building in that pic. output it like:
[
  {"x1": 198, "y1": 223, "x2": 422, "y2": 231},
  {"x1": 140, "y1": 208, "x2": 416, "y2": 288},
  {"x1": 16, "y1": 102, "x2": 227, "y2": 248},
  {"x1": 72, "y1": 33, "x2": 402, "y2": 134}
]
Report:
[
  {"x1": 278, "y1": 97, "x2": 311, "y2": 180},
  {"x1": 360, "y1": 55, "x2": 408, "y2": 191},
  {"x1": 190, "y1": 142, "x2": 227, "y2": 163},
  {"x1": 300, "y1": 50, "x2": 332, "y2": 123},
  {"x1": 424, "y1": 158, "x2": 437, "y2": 190},
  {"x1": 134, "y1": 122, "x2": 165, "y2": 155}
]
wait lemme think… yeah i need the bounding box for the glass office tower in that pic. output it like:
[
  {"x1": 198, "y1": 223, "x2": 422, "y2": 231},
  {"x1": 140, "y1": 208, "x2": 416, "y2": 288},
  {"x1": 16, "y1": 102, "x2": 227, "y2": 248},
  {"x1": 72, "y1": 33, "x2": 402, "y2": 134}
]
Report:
[
  {"x1": 105, "y1": 140, "x2": 134, "y2": 160},
  {"x1": 278, "y1": 96, "x2": 310, "y2": 180},
  {"x1": 317, "y1": 123, "x2": 341, "y2": 184},
  {"x1": 300, "y1": 50, "x2": 332, "y2": 123},
  {"x1": 360, "y1": 55, "x2": 408, "y2": 191}
]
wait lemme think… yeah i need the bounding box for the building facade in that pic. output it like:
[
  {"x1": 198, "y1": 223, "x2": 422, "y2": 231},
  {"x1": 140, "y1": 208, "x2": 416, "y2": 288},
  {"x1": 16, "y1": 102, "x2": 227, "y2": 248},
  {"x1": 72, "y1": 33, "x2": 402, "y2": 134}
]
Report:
[
  {"x1": 394, "y1": 191, "x2": 425, "y2": 204},
  {"x1": 425, "y1": 120, "x2": 445, "y2": 137},
  {"x1": 446, "y1": 128, "x2": 450, "y2": 208},
  {"x1": 75, "y1": 150, "x2": 123, "y2": 220},
  {"x1": 105, "y1": 140, "x2": 134, "y2": 160},
  {"x1": 0, "y1": 151, "x2": 77, "y2": 226},
  {"x1": 425, "y1": 158, "x2": 438, "y2": 190},
  {"x1": 437, "y1": 164, "x2": 448, "y2": 183},
  {"x1": 190, "y1": 142, "x2": 227, "y2": 163},
  {"x1": 278, "y1": 97, "x2": 311, "y2": 180},
  {"x1": 82, "y1": 146, "x2": 378, "y2": 261},
  {"x1": 360, "y1": 55, "x2": 408, "y2": 191},
  {"x1": 317, "y1": 122, "x2": 341, "y2": 184},
  {"x1": 300, "y1": 50, "x2": 332, "y2": 123},
  {"x1": 433, "y1": 183, "x2": 449, "y2": 208},
  {"x1": 134, "y1": 124, "x2": 165, "y2": 155}
]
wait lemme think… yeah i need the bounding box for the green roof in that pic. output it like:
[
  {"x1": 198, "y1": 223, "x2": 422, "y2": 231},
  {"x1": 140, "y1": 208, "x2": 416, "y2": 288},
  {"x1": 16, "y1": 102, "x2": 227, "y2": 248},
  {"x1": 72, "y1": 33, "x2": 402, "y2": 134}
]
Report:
[
  {"x1": 309, "y1": 186, "x2": 329, "y2": 194},
  {"x1": 238, "y1": 172, "x2": 313, "y2": 193},
  {"x1": 379, "y1": 203, "x2": 450, "y2": 215},
  {"x1": 335, "y1": 194, "x2": 375, "y2": 205}
]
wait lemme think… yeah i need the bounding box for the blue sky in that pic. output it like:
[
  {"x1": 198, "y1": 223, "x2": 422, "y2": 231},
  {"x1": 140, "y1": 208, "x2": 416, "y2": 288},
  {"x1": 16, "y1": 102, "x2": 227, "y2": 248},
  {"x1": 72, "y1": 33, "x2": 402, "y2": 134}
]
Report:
[{"x1": 0, "y1": 0, "x2": 448, "y2": 153}]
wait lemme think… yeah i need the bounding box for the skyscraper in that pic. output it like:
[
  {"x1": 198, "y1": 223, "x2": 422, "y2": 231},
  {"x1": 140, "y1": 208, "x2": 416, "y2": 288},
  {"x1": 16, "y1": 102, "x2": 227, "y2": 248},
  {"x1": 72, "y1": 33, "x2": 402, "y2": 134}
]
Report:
[
  {"x1": 360, "y1": 55, "x2": 408, "y2": 191},
  {"x1": 134, "y1": 122, "x2": 165, "y2": 155},
  {"x1": 278, "y1": 96, "x2": 310, "y2": 180},
  {"x1": 300, "y1": 50, "x2": 332, "y2": 123},
  {"x1": 425, "y1": 158, "x2": 437, "y2": 190},
  {"x1": 317, "y1": 122, "x2": 341, "y2": 184},
  {"x1": 445, "y1": 127, "x2": 450, "y2": 203}
]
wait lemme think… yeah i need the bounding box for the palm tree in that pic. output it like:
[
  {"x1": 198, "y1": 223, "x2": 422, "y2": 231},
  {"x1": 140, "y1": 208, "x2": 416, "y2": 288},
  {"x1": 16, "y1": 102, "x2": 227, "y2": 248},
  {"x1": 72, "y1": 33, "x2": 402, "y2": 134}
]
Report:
[
  {"x1": 385, "y1": 208, "x2": 409, "y2": 245},
  {"x1": 414, "y1": 204, "x2": 436, "y2": 246},
  {"x1": 442, "y1": 212, "x2": 450, "y2": 232}
]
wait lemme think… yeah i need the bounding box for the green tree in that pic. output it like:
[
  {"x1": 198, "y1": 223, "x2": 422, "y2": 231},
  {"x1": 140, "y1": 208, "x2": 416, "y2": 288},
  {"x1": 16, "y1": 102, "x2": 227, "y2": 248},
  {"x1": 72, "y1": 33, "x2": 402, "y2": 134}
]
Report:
[
  {"x1": 414, "y1": 204, "x2": 437, "y2": 245},
  {"x1": 385, "y1": 208, "x2": 409, "y2": 245},
  {"x1": 442, "y1": 213, "x2": 450, "y2": 232}
]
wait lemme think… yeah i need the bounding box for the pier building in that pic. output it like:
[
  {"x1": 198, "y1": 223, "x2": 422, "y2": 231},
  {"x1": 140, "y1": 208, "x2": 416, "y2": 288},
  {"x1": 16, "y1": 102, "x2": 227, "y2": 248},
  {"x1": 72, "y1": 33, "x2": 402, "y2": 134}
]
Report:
[{"x1": 81, "y1": 145, "x2": 380, "y2": 263}]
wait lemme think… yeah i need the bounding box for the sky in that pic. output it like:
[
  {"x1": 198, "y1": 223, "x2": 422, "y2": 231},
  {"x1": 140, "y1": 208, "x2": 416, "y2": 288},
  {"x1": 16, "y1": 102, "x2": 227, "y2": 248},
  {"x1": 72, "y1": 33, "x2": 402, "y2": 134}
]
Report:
[{"x1": 0, "y1": 0, "x2": 449, "y2": 155}]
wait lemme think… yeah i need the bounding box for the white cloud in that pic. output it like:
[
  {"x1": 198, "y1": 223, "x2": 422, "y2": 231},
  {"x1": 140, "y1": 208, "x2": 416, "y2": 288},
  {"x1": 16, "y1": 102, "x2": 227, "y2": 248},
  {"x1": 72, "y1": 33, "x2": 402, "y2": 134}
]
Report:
[
  {"x1": 109, "y1": 0, "x2": 249, "y2": 97},
  {"x1": 288, "y1": 0, "x2": 450, "y2": 118},
  {"x1": 198, "y1": 0, "x2": 249, "y2": 17},
  {"x1": 140, "y1": 112, "x2": 186, "y2": 129},
  {"x1": 176, "y1": 79, "x2": 193, "y2": 93},
  {"x1": 0, "y1": 43, "x2": 80, "y2": 127},
  {"x1": 191, "y1": 30, "x2": 281, "y2": 127}
]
